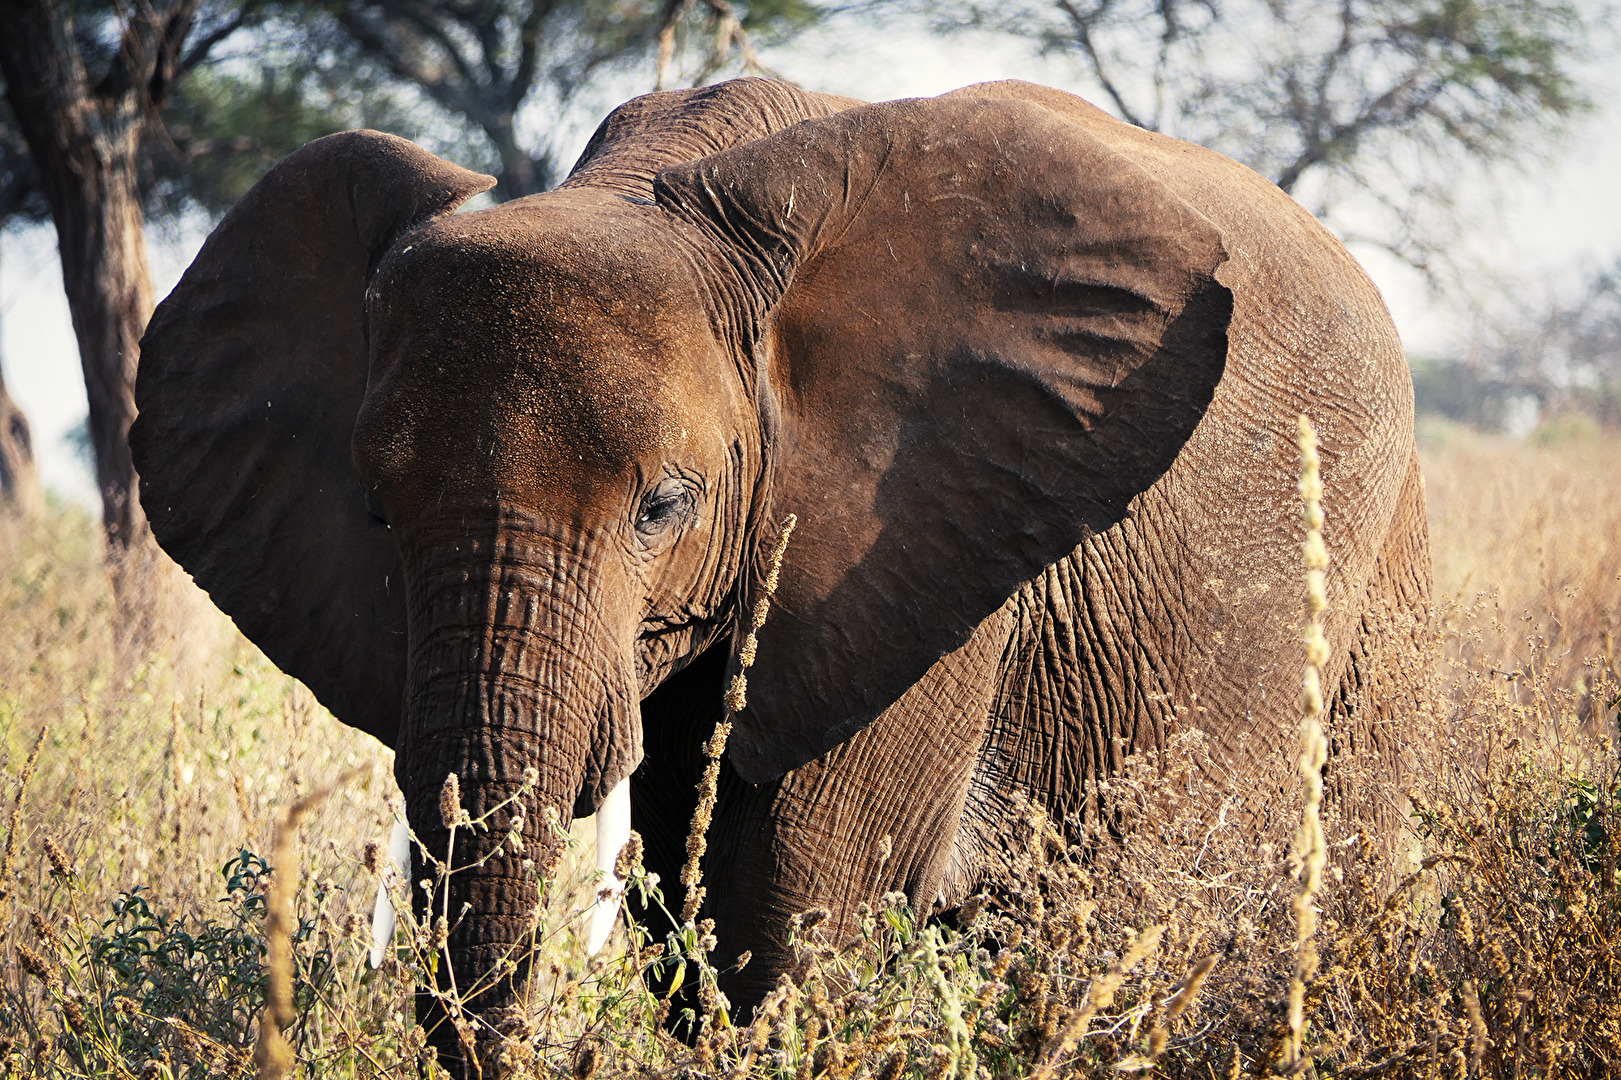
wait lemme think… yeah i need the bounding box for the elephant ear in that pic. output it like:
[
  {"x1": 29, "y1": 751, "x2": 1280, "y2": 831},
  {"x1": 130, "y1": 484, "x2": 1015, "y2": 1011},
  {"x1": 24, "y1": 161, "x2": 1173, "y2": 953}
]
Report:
[
  {"x1": 133, "y1": 131, "x2": 495, "y2": 746},
  {"x1": 654, "y1": 92, "x2": 1233, "y2": 783}
]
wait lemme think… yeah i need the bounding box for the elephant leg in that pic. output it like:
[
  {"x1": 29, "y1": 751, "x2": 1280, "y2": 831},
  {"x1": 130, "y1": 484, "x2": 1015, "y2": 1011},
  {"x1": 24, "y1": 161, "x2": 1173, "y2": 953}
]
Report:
[
  {"x1": 1325, "y1": 451, "x2": 1432, "y2": 831},
  {"x1": 684, "y1": 606, "x2": 1016, "y2": 1015}
]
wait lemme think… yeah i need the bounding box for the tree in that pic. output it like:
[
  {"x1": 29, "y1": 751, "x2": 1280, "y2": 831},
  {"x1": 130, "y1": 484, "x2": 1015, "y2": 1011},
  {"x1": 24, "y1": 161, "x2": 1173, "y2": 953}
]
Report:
[
  {"x1": 0, "y1": 103, "x2": 47, "y2": 516},
  {"x1": 1414, "y1": 260, "x2": 1621, "y2": 430},
  {"x1": 921, "y1": 0, "x2": 1594, "y2": 272},
  {"x1": 0, "y1": 0, "x2": 366, "y2": 630},
  {"x1": 0, "y1": 0, "x2": 823, "y2": 645},
  {"x1": 0, "y1": 0, "x2": 207, "y2": 616},
  {"x1": 0, "y1": 358, "x2": 40, "y2": 517},
  {"x1": 315, "y1": 0, "x2": 821, "y2": 199},
  {"x1": 0, "y1": 0, "x2": 494, "y2": 634}
]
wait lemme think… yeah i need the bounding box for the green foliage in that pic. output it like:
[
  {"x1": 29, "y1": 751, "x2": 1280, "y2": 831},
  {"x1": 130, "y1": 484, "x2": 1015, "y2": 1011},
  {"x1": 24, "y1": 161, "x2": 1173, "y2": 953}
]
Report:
[
  {"x1": 2, "y1": 849, "x2": 347, "y2": 1078},
  {"x1": 147, "y1": 65, "x2": 399, "y2": 216}
]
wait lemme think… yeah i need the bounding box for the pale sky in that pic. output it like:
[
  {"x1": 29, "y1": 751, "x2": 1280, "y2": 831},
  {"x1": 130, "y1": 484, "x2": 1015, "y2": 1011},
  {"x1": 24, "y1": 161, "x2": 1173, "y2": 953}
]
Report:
[{"x1": 4, "y1": 23, "x2": 1620, "y2": 505}]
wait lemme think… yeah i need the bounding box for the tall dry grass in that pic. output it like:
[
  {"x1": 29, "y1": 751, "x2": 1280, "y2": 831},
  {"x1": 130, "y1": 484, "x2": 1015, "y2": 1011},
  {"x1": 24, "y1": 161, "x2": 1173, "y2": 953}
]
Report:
[
  {"x1": 1421, "y1": 417, "x2": 1621, "y2": 700},
  {"x1": 0, "y1": 420, "x2": 1614, "y2": 1078}
]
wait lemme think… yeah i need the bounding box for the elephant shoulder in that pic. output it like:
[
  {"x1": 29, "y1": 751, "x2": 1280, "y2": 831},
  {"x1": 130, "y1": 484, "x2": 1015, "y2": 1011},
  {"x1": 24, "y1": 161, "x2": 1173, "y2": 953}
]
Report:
[{"x1": 562, "y1": 78, "x2": 864, "y2": 199}]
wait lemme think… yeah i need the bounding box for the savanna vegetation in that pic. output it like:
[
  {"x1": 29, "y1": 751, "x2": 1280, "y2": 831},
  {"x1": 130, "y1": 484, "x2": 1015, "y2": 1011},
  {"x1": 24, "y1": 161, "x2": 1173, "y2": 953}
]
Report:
[
  {"x1": 0, "y1": 417, "x2": 1614, "y2": 1079},
  {"x1": 1, "y1": 2, "x2": 1617, "y2": 1077}
]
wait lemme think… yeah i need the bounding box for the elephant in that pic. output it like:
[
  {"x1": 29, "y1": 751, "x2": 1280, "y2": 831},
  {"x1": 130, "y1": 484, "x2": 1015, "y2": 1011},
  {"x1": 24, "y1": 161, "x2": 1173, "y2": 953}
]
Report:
[{"x1": 131, "y1": 76, "x2": 1430, "y2": 1069}]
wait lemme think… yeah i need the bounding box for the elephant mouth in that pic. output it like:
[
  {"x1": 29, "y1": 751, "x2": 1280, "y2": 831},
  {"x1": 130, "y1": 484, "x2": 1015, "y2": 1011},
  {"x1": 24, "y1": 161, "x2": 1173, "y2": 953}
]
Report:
[{"x1": 368, "y1": 776, "x2": 633, "y2": 966}]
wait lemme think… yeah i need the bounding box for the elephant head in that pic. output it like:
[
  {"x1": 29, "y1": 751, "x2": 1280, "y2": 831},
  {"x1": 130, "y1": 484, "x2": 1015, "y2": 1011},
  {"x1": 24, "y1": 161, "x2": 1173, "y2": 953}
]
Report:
[{"x1": 132, "y1": 79, "x2": 1231, "y2": 1067}]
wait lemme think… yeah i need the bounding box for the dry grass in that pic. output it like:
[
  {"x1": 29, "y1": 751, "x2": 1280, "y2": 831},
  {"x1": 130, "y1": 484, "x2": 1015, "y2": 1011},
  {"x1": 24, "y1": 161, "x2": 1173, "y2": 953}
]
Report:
[
  {"x1": 0, "y1": 420, "x2": 1615, "y2": 1078},
  {"x1": 1421, "y1": 416, "x2": 1621, "y2": 699}
]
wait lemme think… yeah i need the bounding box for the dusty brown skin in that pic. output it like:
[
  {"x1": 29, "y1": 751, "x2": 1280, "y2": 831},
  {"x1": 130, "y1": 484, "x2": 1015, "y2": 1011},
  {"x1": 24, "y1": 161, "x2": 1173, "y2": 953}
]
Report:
[{"x1": 132, "y1": 78, "x2": 1429, "y2": 1069}]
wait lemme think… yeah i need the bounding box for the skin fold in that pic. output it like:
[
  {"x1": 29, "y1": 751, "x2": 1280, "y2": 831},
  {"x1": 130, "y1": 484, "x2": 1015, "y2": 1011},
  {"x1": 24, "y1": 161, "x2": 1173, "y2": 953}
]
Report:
[{"x1": 131, "y1": 77, "x2": 1429, "y2": 1073}]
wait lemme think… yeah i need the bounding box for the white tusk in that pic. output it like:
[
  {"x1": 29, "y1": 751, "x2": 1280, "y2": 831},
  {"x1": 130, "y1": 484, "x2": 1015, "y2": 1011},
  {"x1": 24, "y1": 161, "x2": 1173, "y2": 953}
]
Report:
[
  {"x1": 369, "y1": 817, "x2": 412, "y2": 969},
  {"x1": 585, "y1": 778, "x2": 632, "y2": 955}
]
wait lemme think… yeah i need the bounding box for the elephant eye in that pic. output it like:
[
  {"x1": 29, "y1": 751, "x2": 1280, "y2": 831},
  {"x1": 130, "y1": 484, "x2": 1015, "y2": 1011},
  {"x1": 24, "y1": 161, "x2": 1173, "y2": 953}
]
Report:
[{"x1": 636, "y1": 478, "x2": 695, "y2": 539}]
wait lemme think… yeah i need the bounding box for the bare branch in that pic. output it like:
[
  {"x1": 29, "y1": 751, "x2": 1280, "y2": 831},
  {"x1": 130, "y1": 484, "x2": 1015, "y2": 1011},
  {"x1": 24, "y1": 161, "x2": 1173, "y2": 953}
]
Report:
[
  {"x1": 507, "y1": 0, "x2": 554, "y2": 110},
  {"x1": 1053, "y1": 0, "x2": 1155, "y2": 130},
  {"x1": 178, "y1": 5, "x2": 253, "y2": 72},
  {"x1": 656, "y1": 0, "x2": 685, "y2": 90}
]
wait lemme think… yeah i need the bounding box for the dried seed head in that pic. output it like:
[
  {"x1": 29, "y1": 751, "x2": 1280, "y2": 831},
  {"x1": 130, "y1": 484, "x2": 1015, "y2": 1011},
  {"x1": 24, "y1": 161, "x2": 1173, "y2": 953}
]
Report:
[
  {"x1": 17, "y1": 943, "x2": 51, "y2": 983},
  {"x1": 61, "y1": 998, "x2": 86, "y2": 1034},
  {"x1": 439, "y1": 773, "x2": 464, "y2": 829},
  {"x1": 42, "y1": 838, "x2": 71, "y2": 880},
  {"x1": 363, "y1": 841, "x2": 381, "y2": 875},
  {"x1": 572, "y1": 1042, "x2": 599, "y2": 1080},
  {"x1": 876, "y1": 1050, "x2": 908, "y2": 1080},
  {"x1": 614, "y1": 831, "x2": 643, "y2": 880},
  {"x1": 725, "y1": 672, "x2": 748, "y2": 714},
  {"x1": 29, "y1": 911, "x2": 60, "y2": 952}
]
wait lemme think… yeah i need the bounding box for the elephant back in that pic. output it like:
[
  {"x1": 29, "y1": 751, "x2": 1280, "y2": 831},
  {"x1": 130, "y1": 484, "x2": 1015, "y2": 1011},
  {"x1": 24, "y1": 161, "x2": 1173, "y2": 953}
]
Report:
[{"x1": 560, "y1": 78, "x2": 864, "y2": 200}]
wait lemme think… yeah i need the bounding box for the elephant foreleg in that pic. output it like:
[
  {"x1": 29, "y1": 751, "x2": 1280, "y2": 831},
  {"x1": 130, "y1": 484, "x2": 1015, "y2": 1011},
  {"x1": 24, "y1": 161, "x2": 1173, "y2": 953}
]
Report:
[{"x1": 683, "y1": 606, "x2": 1014, "y2": 1013}]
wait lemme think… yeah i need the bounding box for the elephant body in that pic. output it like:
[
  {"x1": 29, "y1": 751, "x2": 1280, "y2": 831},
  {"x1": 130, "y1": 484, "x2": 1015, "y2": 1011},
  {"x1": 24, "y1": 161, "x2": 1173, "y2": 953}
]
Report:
[{"x1": 132, "y1": 77, "x2": 1428, "y2": 1066}]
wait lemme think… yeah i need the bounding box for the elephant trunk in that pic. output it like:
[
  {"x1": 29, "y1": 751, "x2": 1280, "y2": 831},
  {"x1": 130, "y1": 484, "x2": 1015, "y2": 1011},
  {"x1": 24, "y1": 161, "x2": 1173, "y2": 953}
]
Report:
[{"x1": 395, "y1": 525, "x2": 640, "y2": 1073}]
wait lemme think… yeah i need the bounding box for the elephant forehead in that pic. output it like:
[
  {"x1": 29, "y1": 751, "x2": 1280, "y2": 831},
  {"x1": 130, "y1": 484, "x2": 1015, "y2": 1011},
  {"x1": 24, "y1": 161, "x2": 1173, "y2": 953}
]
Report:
[{"x1": 360, "y1": 198, "x2": 728, "y2": 480}]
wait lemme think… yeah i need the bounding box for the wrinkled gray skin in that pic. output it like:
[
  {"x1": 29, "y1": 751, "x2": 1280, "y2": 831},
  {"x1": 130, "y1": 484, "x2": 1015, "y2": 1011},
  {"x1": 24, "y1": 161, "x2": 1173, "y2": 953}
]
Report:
[{"x1": 132, "y1": 78, "x2": 1429, "y2": 1072}]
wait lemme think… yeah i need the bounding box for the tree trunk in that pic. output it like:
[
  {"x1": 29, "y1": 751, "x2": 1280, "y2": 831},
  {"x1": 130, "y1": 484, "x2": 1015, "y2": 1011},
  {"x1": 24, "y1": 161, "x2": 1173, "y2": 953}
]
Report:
[
  {"x1": 0, "y1": 363, "x2": 40, "y2": 518},
  {"x1": 0, "y1": 0, "x2": 199, "y2": 647},
  {"x1": 0, "y1": 233, "x2": 41, "y2": 516},
  {"x1": 486, "y1": 116, "x2": 549, "y2": 199}
]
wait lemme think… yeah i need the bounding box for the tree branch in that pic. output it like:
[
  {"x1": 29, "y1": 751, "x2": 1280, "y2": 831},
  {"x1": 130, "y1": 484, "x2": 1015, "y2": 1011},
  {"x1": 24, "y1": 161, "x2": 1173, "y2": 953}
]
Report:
[
  {"x1": 334, "y1": 8, "x2": 483, "y2": 120},
  {"x1": 148, "y1": 0, "x2": 206, "y2": 107},
  {"x1": 507, "y1": 0, "x2": 553, "y2": 110},
  {"x1": 1054, "y1": 0, "x2": 1154, "y2": 130},
  {"x1": 179, "y1": 3, "x2": 259, "y2": 72}
]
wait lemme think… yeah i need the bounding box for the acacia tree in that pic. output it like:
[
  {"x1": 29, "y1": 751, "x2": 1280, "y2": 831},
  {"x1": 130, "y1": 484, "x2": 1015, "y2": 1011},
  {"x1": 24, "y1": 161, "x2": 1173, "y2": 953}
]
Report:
[
  {"x1": 0, "y1": 1, "x2": 428, "y2": 534},
  {"x1": 318, "y1": 0, "x2": 821, "y2": 198},
  {"x1": 924, "y1": 0, "x2": 1594, "y2": 272}
]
